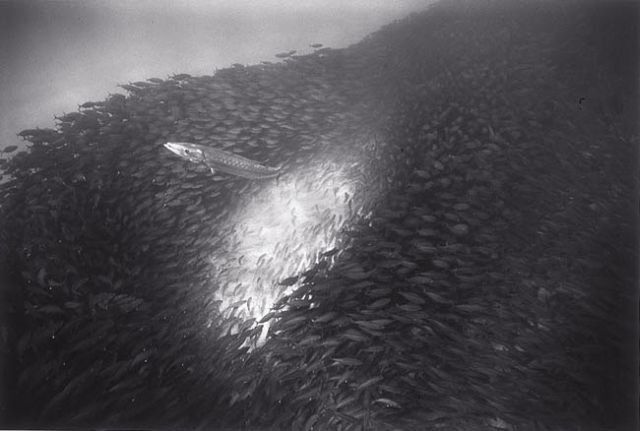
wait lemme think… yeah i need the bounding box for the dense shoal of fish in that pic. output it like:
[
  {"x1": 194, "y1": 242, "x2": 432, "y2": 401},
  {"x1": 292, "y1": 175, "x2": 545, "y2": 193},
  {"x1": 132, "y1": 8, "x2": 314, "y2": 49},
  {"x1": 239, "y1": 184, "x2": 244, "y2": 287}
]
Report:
[{"x1": 0, "y1": 0, "x2": 636, "y2": 430}]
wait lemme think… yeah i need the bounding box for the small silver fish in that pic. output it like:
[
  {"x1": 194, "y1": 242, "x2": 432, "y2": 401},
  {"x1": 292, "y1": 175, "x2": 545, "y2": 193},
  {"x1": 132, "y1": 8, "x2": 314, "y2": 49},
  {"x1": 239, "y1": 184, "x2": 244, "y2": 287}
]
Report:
[{"x1": 164, "y1": 142, "x2": 280, "y2": 180}]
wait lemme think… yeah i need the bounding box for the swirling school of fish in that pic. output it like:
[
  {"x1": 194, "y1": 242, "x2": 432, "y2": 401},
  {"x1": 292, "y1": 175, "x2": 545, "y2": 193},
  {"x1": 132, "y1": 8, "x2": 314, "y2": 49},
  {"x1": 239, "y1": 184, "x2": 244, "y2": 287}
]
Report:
[{"x1": 0, "y1": 1, "x2": 636, "y2": 430}]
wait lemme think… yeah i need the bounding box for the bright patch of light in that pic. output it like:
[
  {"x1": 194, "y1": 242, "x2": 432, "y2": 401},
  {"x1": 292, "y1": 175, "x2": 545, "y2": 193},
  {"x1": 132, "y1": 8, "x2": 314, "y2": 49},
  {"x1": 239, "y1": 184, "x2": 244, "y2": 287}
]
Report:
[
  {"x1": 202, "y1": 132, "x2": 388, "y2": 348},
  {"x1": 210, "y1": 157, "x2": 363, "y2": 328}
]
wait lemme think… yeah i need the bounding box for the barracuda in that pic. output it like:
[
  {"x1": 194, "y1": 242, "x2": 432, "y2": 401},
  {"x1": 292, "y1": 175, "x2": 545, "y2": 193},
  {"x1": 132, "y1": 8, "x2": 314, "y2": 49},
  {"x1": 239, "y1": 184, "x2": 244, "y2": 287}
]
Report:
[{"x1": 164, "y1": 142, "x2": 281, "y2": 179}]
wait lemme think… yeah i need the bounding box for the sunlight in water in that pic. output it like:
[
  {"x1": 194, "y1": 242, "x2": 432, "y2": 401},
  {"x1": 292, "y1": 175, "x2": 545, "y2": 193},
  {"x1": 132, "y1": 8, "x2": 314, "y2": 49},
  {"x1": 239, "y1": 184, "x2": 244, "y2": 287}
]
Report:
[
  {"x1": 203, "y1": 131, "x2": 387, "y2": 346},
  {"x1": 208, "y1": 155, "x2": 369, "y2": 342}
]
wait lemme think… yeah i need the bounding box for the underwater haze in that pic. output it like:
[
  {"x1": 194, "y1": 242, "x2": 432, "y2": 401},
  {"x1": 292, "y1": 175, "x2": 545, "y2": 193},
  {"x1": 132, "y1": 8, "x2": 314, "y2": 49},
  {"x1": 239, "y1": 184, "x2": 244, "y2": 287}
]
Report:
[{"x1": 0, "y1": 0, "x2": 433, "y2": 155}]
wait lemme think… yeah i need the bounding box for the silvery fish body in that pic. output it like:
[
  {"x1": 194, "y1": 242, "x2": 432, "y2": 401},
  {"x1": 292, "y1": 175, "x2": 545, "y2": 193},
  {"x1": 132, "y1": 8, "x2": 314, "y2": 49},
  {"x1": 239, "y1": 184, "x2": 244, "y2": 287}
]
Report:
[{"x1": 164, "y1": 142, "x2": 281, "y2": 180}]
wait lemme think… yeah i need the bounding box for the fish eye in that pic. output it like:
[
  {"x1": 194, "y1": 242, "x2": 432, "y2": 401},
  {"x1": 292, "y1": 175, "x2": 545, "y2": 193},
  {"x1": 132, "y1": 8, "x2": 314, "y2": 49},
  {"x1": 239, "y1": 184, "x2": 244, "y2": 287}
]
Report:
[{"x1": 185, "y1": 149, "x2": 190, "y2": 154}]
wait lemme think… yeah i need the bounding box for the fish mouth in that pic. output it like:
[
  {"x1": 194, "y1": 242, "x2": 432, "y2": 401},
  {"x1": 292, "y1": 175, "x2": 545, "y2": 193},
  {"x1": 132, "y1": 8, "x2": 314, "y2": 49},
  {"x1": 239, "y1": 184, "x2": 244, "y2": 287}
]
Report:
[
  {"x1": 164, "y1": 142, "x2": 203, "y2": 162},
  {"x1": 163, "y1": 142, "x2": 184, "y2": 156}
]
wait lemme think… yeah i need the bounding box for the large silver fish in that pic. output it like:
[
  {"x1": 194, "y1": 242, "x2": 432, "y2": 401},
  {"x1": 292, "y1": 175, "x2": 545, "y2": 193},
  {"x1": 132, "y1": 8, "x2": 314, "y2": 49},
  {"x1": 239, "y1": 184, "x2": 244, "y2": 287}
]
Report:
[{"x1": 164, "y1": 142, "x2": 281, "y2": 180}]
